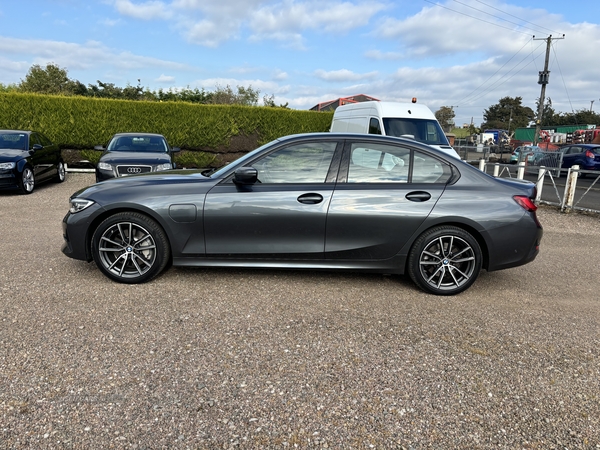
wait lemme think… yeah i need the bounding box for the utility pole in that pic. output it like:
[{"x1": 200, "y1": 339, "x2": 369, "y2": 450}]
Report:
[{"x1": 533, "y1": 34, "x2": 565, "y2": 144}]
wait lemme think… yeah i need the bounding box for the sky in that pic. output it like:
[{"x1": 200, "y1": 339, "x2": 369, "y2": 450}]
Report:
[{"x1": 1, "y1": 0, "x2": 599, "y2": 128}]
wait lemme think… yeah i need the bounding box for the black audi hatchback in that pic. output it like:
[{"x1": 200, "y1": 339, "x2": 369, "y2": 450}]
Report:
[
  {"x1": 0, "y1": 129, "x2": 66, "y2": 194},
  {"x1": 95, "y1": 133, "x2": 180, "y2": 182},
  {"x1": 63, "y1": 133, "x2": 542, "y2": 296}
]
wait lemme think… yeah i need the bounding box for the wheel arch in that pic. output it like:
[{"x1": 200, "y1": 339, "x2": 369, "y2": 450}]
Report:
[
  {"x1": 84, "y1": 205, "x2": 174, "y2": 263},
  {"x1": 404, "y1": 220, "x2": 490, "y2": 273}
]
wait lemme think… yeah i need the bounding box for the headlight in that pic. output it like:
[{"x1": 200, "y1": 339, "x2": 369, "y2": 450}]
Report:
[
  {"x1": 69, "y1": 198, "x2": 95, "y2": 214},
  {"x1": 0, "y1": 162, "x2": 16, "y2": 170},
  {"x1": 97, "y1": 162, "x2": 112, "y2": 171},
  {"x1": 155, "y1": 163, "x2": 172, "y2": 172}
]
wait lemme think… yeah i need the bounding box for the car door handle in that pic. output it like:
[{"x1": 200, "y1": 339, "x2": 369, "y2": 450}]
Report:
[
  {"x1": 406, "y1": 191, "x2": 431, "y2": 202},
  {"x1": 297, "y1": 193, "x2": 324, "y2": 204}
]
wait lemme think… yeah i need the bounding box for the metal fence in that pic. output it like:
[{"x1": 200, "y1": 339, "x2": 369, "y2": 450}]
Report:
[{"x1": 478, "y1": 160, "x2": 600, "y2": 214}]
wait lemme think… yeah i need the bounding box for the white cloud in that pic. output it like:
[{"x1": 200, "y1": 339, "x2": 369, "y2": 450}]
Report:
[
  {"x1": 314, "y1": 69, "x2": 378, "y2": 82},
  {"x1": 0, "y1": 36, "x2": 189, "y2": 81},
  {"x1": 112, "y1": 0, "x2": 172, "y2": 20},
  {"x1": 364, "y1": 49, "x2": 403, "y2": 60},
  {"x1": 249, "y1": 0, "x2": 386, "y2": 36},
  {"x1": 109, "y1": 0, "x2": 387, "y2": 48},
  {"x1": 156, "y1": 74, "x2": 175, "y2": 83}
]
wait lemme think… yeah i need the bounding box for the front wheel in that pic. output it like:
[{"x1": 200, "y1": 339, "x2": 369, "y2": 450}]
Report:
[
  {"x1": 91, "y1": 212, "x2": 171, "y2": 283},
  {"x1": 18, "y1": 166, "x2": 35, "y2": 194},
  {"x1": 408, "y1": 226, "x2": 482, "y2": 295}
]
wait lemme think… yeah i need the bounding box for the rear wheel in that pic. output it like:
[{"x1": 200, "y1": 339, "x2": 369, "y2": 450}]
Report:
[
  {"x1": 54, "y1": 160, "x2": 66, "y2": 183},
  {"x1": 18, "y1": 166, "x2": 35, "y2": 194},
  {"x1": 408, "y1": 226, "x2": 482, "y2": 295},
  {"x1": 91, "y1": 212, "x2": 171, "y2": 283}
]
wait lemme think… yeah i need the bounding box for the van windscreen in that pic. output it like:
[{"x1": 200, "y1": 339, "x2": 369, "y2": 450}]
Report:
[{"x1": 383, "y1": 118, "x2": 449, "y2": 146}]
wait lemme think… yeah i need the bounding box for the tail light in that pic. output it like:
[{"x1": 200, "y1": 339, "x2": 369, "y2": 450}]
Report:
[
  {"x1": 585, "y1": 150, "x2": 594, "y2": 159},
  {"x1": 513, "y1": 195, "x2": 537, "y2": 212}
]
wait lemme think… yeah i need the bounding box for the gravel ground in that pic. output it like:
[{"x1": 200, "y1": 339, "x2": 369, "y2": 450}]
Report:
[{"x1": 0, "y1": 173, "x2": 599, "y2": 449}]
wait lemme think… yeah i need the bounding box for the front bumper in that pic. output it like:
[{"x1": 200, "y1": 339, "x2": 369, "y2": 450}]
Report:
[{"x1": 61, "y1": 204, "x2": 103, "y2": 262}]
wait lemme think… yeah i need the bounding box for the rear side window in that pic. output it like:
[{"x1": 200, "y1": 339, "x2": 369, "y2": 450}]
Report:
[{"x1": 348, "y1": 143, "x2": 452, "y2": 184}]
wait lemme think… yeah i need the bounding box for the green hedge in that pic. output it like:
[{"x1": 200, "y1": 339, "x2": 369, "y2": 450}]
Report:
[{"x1": 0, "y1": 93, "x2": 333, "y2": 150}]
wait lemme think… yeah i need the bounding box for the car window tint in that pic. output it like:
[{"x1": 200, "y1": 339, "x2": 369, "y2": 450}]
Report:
[
  {"x1": 38, "y1": 133, "x2": 53, "y2": 146},
  {"x1": 29, "y1": 134, "x2": 41, "y2": 150},
  {"x1": 0, "y1": 133, "x2": 27, "y2": 150},
  {"x1": 108, "y1": 136, "x2": 167, "y2": 152},
  {"x1": 348, "y1": 143, "x2": 411, "y2": 183},
  {"x1": 253, "y1": 142, "x2": 336, "y2": 183},
  {"x1": 412, "y1": 151, "x2": 452, "y2": 183},
  {"x1": 368, "y1": 118, "x2": 382, "y2": 135}
]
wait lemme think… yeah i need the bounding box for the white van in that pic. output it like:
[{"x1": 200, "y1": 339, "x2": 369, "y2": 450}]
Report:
[{"x1": 330, "y1": 101, "x2": 460, "y2": 158}]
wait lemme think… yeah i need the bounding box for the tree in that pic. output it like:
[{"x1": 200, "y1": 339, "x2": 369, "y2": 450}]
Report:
[
  {"x1": 263, "y1": 94, "x2": 289, "y2": 108},
  {"x1": 210, "y1": 84, "x2": 260, "y2": 106},
  {"x1": 535, "y1": 97, "x2": 557, "y2": 126},
  {"x1": 435, "y1": 106, "x2": 456, "y2": 132},
  {"x1": 481, "y1": 96, "x2": 534, "y2": 130},
  {"x1": 0, "y1": 82, "x2": 18, "y2": 93},
  {"x1": 19, "y1": 63, "x2": 79, "y2": 95},
  {"x1": 551, "y1": 109, "x2": 600, "y2": 127}
]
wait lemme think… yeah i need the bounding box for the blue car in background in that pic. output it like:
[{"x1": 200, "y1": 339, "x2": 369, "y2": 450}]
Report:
[
  {"x1": 510, "y1": 145, "x2": 543, "y2": 164},
  {"x1": 537, "y1": 144, "x2": 600, "y2": 177}
]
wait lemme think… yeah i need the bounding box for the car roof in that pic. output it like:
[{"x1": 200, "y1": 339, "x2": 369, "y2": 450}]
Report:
[
  {"x1": 0, "y1": 130, "x2": 33, "y2": 135},
  {"x1": 274, "y1": 132, "x2": 455, "y2": 159},
  {"x1": 111, "y1": 132, "x2": 165, "y2": 138}
]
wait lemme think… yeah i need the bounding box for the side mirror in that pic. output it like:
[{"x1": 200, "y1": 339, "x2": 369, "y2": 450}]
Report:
[
  {"x1": 171, "y1": 147, "x2": 181, "y2": 153},
  {"x1": 94, "y1": 145, "x2": 105, "y2": 151},
  {"x1": 233, "y1": 166, "x2": 258, "y2": 185},
  {"x1": 31, "y1": 143, "x2": 43, "y2": 152}
]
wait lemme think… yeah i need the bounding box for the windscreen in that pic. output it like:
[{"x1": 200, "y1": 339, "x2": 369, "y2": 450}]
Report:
[
  {"x1": 383, "y1": 118, "x2": 449, "y2": 146},
  {"x1": 0, "y1": 132, "x2": 27, "y2": 150},
  {"x1": 107, "y1": 136, "x2": 168, "y2": 152}
]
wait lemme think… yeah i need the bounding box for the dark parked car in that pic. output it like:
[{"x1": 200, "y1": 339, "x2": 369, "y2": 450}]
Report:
[
  {"x1": 62, "y1": 133, "x2": 542, "y2": 295},
  {"x1": 95, "y1": 133, "x2": 180, "y2": 182},
  {"x1": 0, "y1": 130, "x2": 66, "y2": 194},
  {"x1": 537, "y1": 144, "x2": 600, "y2": 177}
]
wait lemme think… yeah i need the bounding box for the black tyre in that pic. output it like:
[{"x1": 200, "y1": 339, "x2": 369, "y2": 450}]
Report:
[
  {"x1": 54, "y1": 160, "x2": 66, "y2": 183},
  {"x1": 408, "y1": 226, "x2": 482, "y2": 295},
  {"x1": 18, "y1": 166, "x2": 35, "y2": 194},
  {"x1": 91, "y1": 212, "x2": 171, "y2": 284}
]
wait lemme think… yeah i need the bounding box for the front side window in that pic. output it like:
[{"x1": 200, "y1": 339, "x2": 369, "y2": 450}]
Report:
[
  {"x1": 348, "y1": 143, "x2": 452, "y2": 184},
  {"x1": 252, "y1": 142, "x2": 337, "y2": 184},
  {"x1": 38, "y1": 133, "x2": 53, "y2": 146},
  {"x1": 29, "y1": 134, "x2": 41, "y2": 150},
  {"x1": 368, "y1": 118, "x2": 382, "y2": 135}
]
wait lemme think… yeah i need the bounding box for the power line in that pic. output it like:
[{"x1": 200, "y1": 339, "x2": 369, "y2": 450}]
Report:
[
  {"x1": 472, "y1": 0, "x2": 564, "y2": 36},
  {"x1": 422, "y1": 0, "x2": 532, "y2": 35},
  {"x1": 451, "y1": 39, "x2": 543, "y2": 106},
  {"x1": 450, "y1": 0, "x2": 552, "y2": 36}
]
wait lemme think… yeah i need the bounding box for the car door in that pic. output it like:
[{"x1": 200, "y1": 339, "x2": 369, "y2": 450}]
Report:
[
  {"x1": 325, "y1": 140, "x2": 451, "y2": 260},
  {"x1": 29, "y1": 132, "x2": 55, "y2": 180},
  {"x1": 561, "y1": 146, "x2": 579, "y2": 169},
  {"x1": 203, "y1": 140, "x2": 342, "y2": 258}
]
